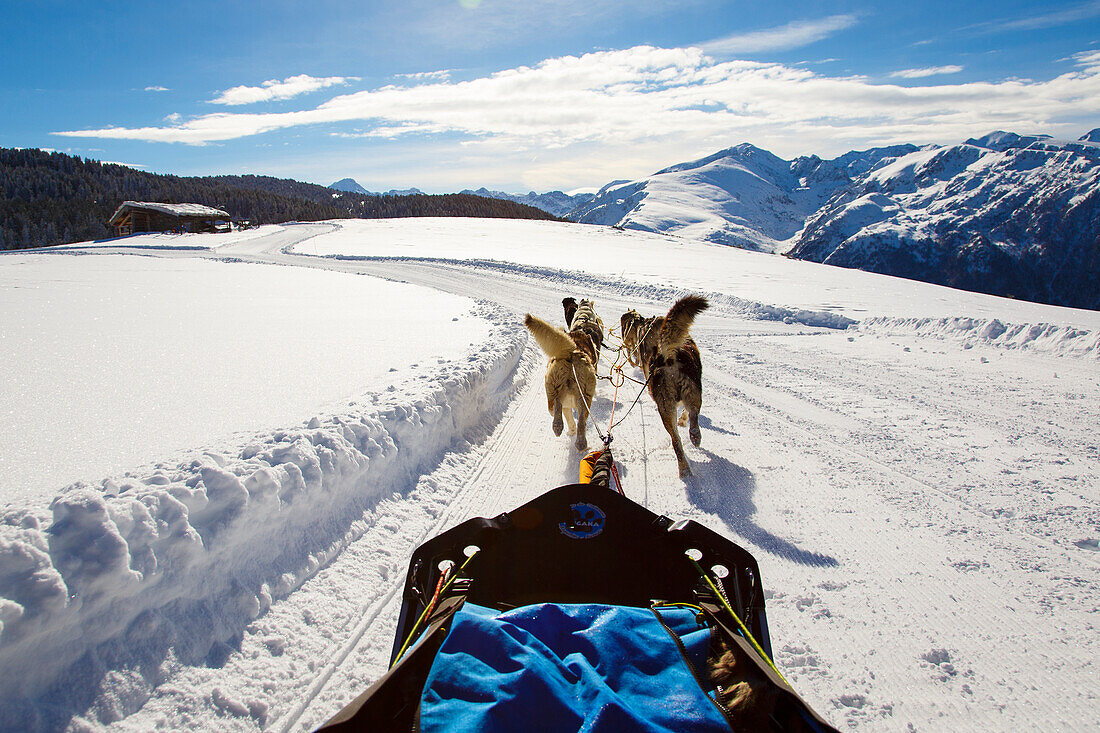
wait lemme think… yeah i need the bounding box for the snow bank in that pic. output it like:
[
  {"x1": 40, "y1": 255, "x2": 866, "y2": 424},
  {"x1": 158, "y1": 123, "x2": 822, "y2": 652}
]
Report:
[
  {"x1": 0, "y1": 303, "x2": 525, "y2": 729},
  {"x1": 0, "y1": 251, "x2": 488, "y2": 504},
  {"x1": 859, "y1": 316, "x2": 1100, "y2": 358}
]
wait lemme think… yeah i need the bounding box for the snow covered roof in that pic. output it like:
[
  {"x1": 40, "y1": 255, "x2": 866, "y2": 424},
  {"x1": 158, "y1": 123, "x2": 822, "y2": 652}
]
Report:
[{"x1": 108, "y1": 201, "x2": 230, "y2": 225}]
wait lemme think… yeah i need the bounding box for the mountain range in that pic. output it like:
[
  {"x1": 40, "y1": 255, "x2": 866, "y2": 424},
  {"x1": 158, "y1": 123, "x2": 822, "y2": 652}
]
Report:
[
  {"x1": 329, "y1": 179, "x2": 593, "y2": 218},
  {"x1": 329, "y1": 178, "x2": 426, "y2": 197},
  {"x1": 458, "y1": 187, "x2": 595, "y2": 218},
  {"x1": 566, "y1": 131, "x2": 1100, "y2": 310}
]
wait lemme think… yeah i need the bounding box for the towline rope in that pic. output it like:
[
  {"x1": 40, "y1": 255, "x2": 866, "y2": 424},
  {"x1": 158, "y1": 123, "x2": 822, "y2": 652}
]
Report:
[{"x1": 572, "y1": 328, "x2": 654, "y2": 454}]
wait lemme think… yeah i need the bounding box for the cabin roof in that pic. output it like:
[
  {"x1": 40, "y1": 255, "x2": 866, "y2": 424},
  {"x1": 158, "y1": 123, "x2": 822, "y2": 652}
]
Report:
[{"x1": 108, "y1": 201, "x2": 230, "y2": 225}]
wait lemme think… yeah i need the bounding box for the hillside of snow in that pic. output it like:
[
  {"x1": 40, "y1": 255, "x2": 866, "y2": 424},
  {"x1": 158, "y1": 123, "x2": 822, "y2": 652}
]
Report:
[
  {"x1": 1, "y1": 219, "x2": 1098, "y2": 732},
  {"x1": 568, "y1": 130, "x2": 1099, "y2": 310},
  {"x1": 789, "y1": 131, "x2": 1100, "y2": 310},
  {"x1": 567, "y1": 144, "x2": 917, "y2": 251}
]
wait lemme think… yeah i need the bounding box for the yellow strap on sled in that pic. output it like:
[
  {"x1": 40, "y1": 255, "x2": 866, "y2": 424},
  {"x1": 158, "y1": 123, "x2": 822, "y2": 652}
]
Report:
[{"x1": 579, "y1": 450, "x2": 603, "y2": 484}]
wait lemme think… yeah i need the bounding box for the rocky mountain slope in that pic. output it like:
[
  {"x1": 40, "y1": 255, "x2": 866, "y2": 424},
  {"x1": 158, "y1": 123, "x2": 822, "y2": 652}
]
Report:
[
  {"x1": 788, "y1": 132, "x2": 1100, "y2": 310},
  {"x1": 568, "y1": 131, "x2": 1099, "y2": 310}
]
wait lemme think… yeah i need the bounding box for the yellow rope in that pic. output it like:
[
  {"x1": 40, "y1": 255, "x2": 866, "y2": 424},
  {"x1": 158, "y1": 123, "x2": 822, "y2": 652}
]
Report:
[
  {"x1": 391, "y1": 549, "x2": 479, "y2": 667},
  {"x1": 687, "y1": 556, "x2": 791, "y2": 687}
]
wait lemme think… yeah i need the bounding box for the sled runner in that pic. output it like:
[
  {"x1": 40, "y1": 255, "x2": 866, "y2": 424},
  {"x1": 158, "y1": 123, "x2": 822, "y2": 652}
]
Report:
[{"x1": 317, "y1": 451, "x2": 838, "y2": 732}]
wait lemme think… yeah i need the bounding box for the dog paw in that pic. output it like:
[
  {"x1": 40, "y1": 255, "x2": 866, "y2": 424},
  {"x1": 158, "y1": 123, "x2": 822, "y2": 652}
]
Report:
[
  {"x1": 552, "y1": 416, "x2": 564, "y2": 436},
  {"x1": 689, "y1": 426, "x2": 701, "y2": 447},
  {"x1": 575, "y1": 437, "x2": 588, "y2": 451},
  {"x1": 678, "y1": 463, "x2": 692, "y2": 478}
]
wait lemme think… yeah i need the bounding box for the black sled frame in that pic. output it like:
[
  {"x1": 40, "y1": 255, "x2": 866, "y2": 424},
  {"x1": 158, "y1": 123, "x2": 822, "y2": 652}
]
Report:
[{"x1": 319, "y1": 483, "x2": 837, "y2": 732}]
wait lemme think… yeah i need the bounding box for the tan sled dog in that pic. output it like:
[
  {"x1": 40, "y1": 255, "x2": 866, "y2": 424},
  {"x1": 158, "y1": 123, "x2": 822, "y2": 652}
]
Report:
[
  {"x1": 524, "y1": 313, "x2": 598, "y2": 451},
  {"x1": 563, "y1": 297, "x2": 605, "y2": 356},
  {"x1": 621, "y1": 295, "x2": 709, "y2": 477}
]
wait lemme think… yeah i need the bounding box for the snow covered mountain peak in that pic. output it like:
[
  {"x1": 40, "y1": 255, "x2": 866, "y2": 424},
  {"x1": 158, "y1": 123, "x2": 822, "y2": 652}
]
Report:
[
  {"x1": 568, "y1": 130, "x2": 1097, "y2": 308},
  {"x1": 964, "y1": 130, "x2": 1054, "y2": 151},
  {"x1": 655, "y1": 142, "x2": 786, "y2": 177},
  {"x1": 329, "y1": 177, "x2": 371, "y2": 195},
  {"x1": 569, "y1": 144, "x2": 853, "y2": 252}
]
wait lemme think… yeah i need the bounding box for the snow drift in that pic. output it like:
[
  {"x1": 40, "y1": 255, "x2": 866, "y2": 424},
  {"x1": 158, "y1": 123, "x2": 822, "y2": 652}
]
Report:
[
  {"x1": 0, "y1": 303, "x2": 525, "y2": 730},
  {"x1": 859, "y1": 316, "x2": 1100, "y2": 359}
]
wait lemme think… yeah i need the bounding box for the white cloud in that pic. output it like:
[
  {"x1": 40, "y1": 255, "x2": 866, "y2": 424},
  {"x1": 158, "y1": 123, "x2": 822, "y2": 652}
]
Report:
[
  {"x1": 972, "y1": 0, "x2": 1100, "y2": 33},
  {"x1": 209, "y1": 75, "x2": 358, "y2": 105},
  {"x1": 1073, "y1": 50, "x2": 1100, "y2": 69},
  {"x1": 54, "y1": 44, "x2": 1100, "y2": 171},
  {"x1": 164, "y1": 112, "x2": 182, "y2": 123},
  {"x1": 890, "y1": 65, "x2": 965, "y2": 79},
  {"x1": 145, "y1": 86, "x2": 169, "y2": 92},
  {"x1": 699, "y1": 15, "x2": 858, "y2": 55}
]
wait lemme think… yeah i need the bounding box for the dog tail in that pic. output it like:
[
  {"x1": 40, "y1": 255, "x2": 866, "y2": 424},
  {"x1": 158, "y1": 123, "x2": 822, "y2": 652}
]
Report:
[
  {"x1": 525, "y1": 313, "x2": 577, "y2": 360},
  {"x1": 658, "y1": 295, "x2": 709, "y2": 358}
]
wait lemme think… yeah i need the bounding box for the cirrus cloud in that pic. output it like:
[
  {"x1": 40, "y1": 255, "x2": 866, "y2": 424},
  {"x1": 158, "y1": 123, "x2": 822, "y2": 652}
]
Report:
[
  {"x1": 699, "y1": 15, "x2": 859, "y2": 55},
  {"x1": 890, "y1": 65, "x2": 965, "y2": 79}
]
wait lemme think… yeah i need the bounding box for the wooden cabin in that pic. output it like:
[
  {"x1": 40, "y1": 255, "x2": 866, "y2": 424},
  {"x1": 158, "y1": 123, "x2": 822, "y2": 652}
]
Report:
[{"x1": 108, "y1": 201, "x2": 231, "y2": 236}]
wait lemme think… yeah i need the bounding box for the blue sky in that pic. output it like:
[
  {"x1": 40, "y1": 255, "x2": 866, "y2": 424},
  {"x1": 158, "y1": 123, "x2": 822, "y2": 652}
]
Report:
[{"x1": 2, "y1": 0, "x2": 1099, "y2": 193}]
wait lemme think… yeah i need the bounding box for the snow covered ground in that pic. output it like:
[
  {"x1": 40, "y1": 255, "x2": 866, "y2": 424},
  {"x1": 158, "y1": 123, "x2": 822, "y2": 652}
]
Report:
[{"x1": 1, "y1": 219, "x2": 1097, "y2": 732}]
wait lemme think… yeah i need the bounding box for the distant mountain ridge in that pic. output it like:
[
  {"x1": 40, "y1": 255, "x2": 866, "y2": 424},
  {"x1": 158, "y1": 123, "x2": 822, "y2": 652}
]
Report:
[
  {"x1": 329, "y1": 178, "x2": 426, "y2": 197},
  {"x1": 329, "y1": 178, "x2": 371, "y2": 195},
  {"x1": 328, "y1": 179, "x2": 591, "y2": 217},
  {"x1": 568, "y1": 131, "x2": 1100, "y2": 310},
  {"x1": 459, "y1": 187, "x2": 595, "y2": 217}
]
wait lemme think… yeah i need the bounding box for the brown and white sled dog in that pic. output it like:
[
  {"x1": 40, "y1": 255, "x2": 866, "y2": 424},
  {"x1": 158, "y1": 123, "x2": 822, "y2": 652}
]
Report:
[
  {"x1": 524, "y1": 313, "x2": 598, "y2": 451},
  {"x1": 620, "y1": 295, "x2": 709, "y2": 477},
  {"x1": 563, "y1": 297, "x2": 605, "y2": 357}
]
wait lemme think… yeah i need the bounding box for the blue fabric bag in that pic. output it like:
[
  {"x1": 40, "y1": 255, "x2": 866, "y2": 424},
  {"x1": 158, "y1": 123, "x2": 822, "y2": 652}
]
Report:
[{"x1": 419, "y1": 602, "x2": 730, "y2": 732}]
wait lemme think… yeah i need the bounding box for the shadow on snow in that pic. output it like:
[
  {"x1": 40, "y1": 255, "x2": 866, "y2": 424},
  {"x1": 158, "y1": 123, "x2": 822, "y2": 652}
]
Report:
[{"x1": 685, "y1": 449, "x2": 838, "y2": 568}]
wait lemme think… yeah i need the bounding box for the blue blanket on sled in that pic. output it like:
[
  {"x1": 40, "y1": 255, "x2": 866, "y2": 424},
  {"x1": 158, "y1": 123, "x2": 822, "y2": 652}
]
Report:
[{"x1": 419, "y1": 602, "x2": 729, "y2": 732}]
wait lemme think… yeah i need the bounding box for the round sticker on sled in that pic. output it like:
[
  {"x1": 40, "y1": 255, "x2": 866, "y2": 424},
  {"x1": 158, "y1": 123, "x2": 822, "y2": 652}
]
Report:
[{"x1": 559, "y1": 502, "x2": 606, "y2": 539}]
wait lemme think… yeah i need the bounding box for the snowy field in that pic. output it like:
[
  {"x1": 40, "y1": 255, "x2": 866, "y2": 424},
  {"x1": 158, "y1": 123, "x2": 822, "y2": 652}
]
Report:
[{"x1": 1, "y1": 219, "x2": 1097, "y2": 732}]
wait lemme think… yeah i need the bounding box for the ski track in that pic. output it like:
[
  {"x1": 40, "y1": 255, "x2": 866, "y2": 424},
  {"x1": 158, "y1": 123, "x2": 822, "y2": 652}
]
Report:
[{"x1": 9, "y1": 223, "x2": 1098, "y2": 732}]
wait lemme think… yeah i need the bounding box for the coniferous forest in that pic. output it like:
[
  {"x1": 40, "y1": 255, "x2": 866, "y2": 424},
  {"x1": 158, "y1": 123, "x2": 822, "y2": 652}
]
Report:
[{"x1": 0, "y1": 148, "x2": 559, "y2": 250}]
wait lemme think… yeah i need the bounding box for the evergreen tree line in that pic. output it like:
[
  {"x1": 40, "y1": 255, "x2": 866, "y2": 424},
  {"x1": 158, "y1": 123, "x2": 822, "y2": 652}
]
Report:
[{"x1": 0, "y1": 148, "x2": 558, "y2": 250}]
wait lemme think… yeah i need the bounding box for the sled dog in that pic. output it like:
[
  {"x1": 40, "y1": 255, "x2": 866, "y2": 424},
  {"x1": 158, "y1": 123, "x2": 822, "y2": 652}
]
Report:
[
  {"x1": 563, "y1": 297, "x2": 605, "y2": 358},
  {"x1": 524, "y1": 313, "x2": 598, "y2": 451},
  {"x1": 619, "y1": 308, "x2": 657, "y2": 371},
  {"x1": 620, "y1": 295, "x2": 708, "y2": 477}
]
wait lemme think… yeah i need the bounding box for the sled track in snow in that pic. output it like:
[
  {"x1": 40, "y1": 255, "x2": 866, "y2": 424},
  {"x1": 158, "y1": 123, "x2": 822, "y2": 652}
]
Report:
[
  {"x1": 703, "y1": 360, "x2": 1099, "y2": 573},
  {"x1": 270, "y1": 346, "x2": 548, "y2": 732}
]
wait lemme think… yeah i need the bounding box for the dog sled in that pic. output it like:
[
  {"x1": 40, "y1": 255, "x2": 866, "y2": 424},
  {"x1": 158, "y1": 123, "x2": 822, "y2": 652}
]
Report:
[{"x1": 317, "y1": 450, "x2": 838, "y2": 732}]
